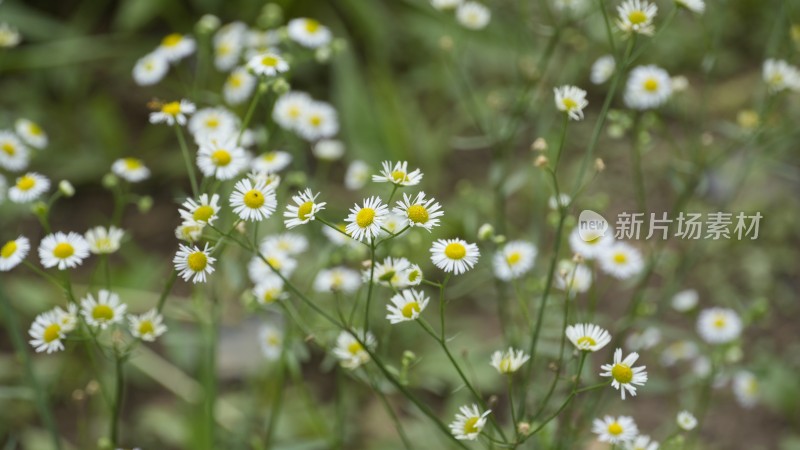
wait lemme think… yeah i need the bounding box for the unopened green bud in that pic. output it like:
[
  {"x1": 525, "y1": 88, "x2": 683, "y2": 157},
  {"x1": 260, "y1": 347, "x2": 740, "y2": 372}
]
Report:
[
  {"x1": 31, "y1": 201, "x2": 48, "y2": 216},
  {"x1": 478, "y1": 224, "x2": 494, "y2": 241},
  {"x1": 196, "y1": 14, "x2": 221, "y2": 34},
  {"x1": 137, "y1": 196, "x2": 153, "y2": 213},
  {"x1": 272, "y1": 78, "x2": 290, "y2": 95},
  {"x1": 58, "y1": 180, "x2": 75, "y2": 197},
  {"x1": 102, "y1": 173, "x2": 118, "y2": 188}
]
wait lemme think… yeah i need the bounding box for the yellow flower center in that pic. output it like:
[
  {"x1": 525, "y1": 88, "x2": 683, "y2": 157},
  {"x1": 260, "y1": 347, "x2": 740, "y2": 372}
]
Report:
[
  {"x1": 356, "y1": 208, "x2": 375, "y2": 228},
  {"x1": 445, "y1": 242, "x2": 466, "y2": 260},
  {"x1": 16, "y1": 175, "x2": 36, "y2": 191},
  {"x1": 643, "y1": 78, "x2": 659, "y2": 92},
  {"x1": 391, "y1": 170, "x2": 408, "y2": 183},
  {"x1": 628, "y1": 10, "x2": 647, "y2": 25},
  {"x1": 407, "y1": 204, "x2": 429, "y2": 224},
  {"x1": 562, "y1": 98, "x2": 577, "y2": 110},
  {"x1": 229, "y1": 74, "x2": 242, "y2": 87},
  {"x1": 267, "y1": 334, "x2": 281, "y2": 346},
  {"x1": 297, "y1": 201, "x2": 314, "y2": 220},
  {"x1": 305, "y1": 19, "x2": 321, "y2": 33},
  {"x1": 193, "y1": 205, "x2": 215, "y2": 222},
  {"x1": 577, "y1": 336, "x2": 596, "y2": 347},
  {"x1": 244, "y1": 189, "x2": 265, "y2": 209},
  {"x1": 401, "y1": 302, "x2": 420, "y2": 318},
  {"x1": 92, "y1": 304, "x2": 114, "y2": 321},
  {"x1": 309, "y1": 115, "x2": 322, "y2": 127},
  {"x1": 499, "y1": 357, "x2": 513, "y2": 372},
  {"x1": 138, "y1": 320, "x2": 154, "y2": 335},
  {"x1": 187, "y1": 251, "x2": 208, "y2": 271},
  {"x1": 1, "y1": 240, "x2": 17, "y2": 258},
  {"x1": 43, "y1": 324, "x2": 61, "y2": 343},
  {"x1": 506, "y1": 251, "x2": 521, "y2": 265},
  {"x1": 347, "y1": 341, "x2": 363, "y2": 355},
  {"x1": 211, "y1": 149, "x2": 232, "y2": 167},
  {"x1": 607, "y1": 422, "x2": 623, "y2": 435},
  {"x1": 262, "y1": 289, "x2": 280, "y2": 303},
  {"x1": 713, "y1": 317, "x2": 726, "y2": 328},
  {"x1": 53, "y1": 243, "x2": 74, "y2": 259},
  {"x1": 288, "y1": 106, "x2": 301, "y2": 119},
  {"x1": 161, "y1": 101, "x2": 182, "y2": 116},
  {"x1": 261, "y1": 55, "x2": 279, "y2": 67},
  {"x1": 463, "y1": 417, "x2": 480, "y2": 435},
  {"x1": 29, "y1": 123, "x2": 43, "y2": 136},
  {"x1": 613, "y1": 252, "x2": 627, "y2": 264},
  {"x1": 124, "y1": 158, "x2": 142, "y2": 170},
  {"x1": 205, "y1": 118, "x2": 220, "y2": 129},
  {"x1": 407, "y1": 269, "x2": 420, "y2": 283},
  {"x1": 161, "y1": 33, "x2": 183, "y2": 47},
  {"x1": 266, "y1": 256, "x2": 281, "y2": 269},
  {"x1": 1, "y1": 142, "x2": 15, "y2": 155},
  {"x1": 611, "y1": 363, "x2": 633, "y2": 384}
]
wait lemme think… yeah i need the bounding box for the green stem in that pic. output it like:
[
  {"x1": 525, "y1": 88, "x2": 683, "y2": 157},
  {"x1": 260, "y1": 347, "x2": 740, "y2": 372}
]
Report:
[
  {"x1": 156, "y1": 270, "x2": 179, "y2": 313},
  {"x1": 110, "y1": 354, "x2": 125, "y2": 446},
  {"x1": 0, "y1": 288, "x2": 62, "y2": 450},
  {"x1": 263, "y1": 351, "x2": 287, "y2": 448},
  {"x1": 238, "y1": 87, "x2": 264, "y2": 146},
  {"x1": 531, "y1": 292, "x2": 571, "y2": 422},
  {"x1": 364, "y1": 239, "x2": 377, "y2": 331},
  {"x1": 174, "y1": 124, "x2": 199, "y2": 197},
  {"x1": 597, "y1": 0, "x2": 617, "y2": 55},
  {"x1": 630, "y1": 113, "x2": 647, "y2": 216},
  {"x1": 552, "y1": 114, "x2": 569, "y2": 172}
]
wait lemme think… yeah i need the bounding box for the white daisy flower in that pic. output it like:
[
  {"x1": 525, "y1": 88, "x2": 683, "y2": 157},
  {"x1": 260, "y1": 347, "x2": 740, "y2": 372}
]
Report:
[
  {"x1": 671, "y1": 289, "x2": 699, "y2": 312},
  {"x1": 0, "y1": 130, "x2": 30, "y2": 171},
  {"x1": 246, "y1": 28, "x2": 280, "y2": 51},
  {"x1": 253, "y1": 275, "x2": 287, "y2": 305},
  {"x1": 129, "y1": 309, "x2": 167, "y2": 342},
  {"x1": 676, "y1": 410, "x2": 697, "y2": 431},
  {"x1": 9, "y1": 172, "x2": 50, "y2": 203},
  {"x1": 616, "y1": 0, "x2": 658, "y2": 35},
  {"x1": 179, "y1": 194, "x2": 221, "y2": 226},
  {"x1": 53, "y1": 304, "x2": 79, "y2": 333},
  {"x1": 156, "y1": 33, "x2": 196, "y2": 61},
  {"x1": 591, "y1": 55, "x2": 616, "y2": 85},
  {"x1": 401, "y1": 264, "x2": 424, "y2": 287},
  {"x1": 213, "y1": 23, "x2": 246, "y2": 71},
  {"x1": 566, "y1": 323, "x2": 611, "y2": 352},
  {"x1": 763, "y1": 59, "x2": 800, "y2": 94},
  {"x1": 345, "y1": 196, "x2": 389, "y2": 242},
  {"x1": 568, "y1": 226, "x2": 614, "y2": 259},
  {"x1": 554, "y1": 260, "x2": 593, "y2": 295},
  {"x1": 372, "y1": 161, "x2": 423, "y2": 186},
  {"x1": 599, "y1": 242, "x2": 644, "y2": 279},
  {"x1": 333, "y1": 329, "x2": 375, "y2": 369},
  {"x1": 456, "y1": 2, "x2": 491, "y2": 30},
  {"x1": 600, "y1": 348, "x2": 648, "y2": 399},
  {"x1": 321, "y1": 222, "x2": 352, "y2": 246},
  {"x1": 0, "y1": 23, "x2": 21, "y2": 48},
  {"x1": 592, "y1": 415, "x2": 639, "y2": 444},
  {"x1": 490, "y1": 347, "x2": 531, "y2": 374},
  {"x1": 696, "y1": 307, "x2": 742, "y2": 344},
  {"x1": 624, "y1": 65, "x2": 673, "y2": 110},
  {"x1": 676, "y1": 0, "x2": 704, "y2": 14},
  {"x1": 393, "y1": 192, "x2": 443, "y2": 231},
  {"x1": 0, "y1": 236, "x2": 30, "y2": 271},
  {"x1": 80, "y1": 290, "x2": 127, "y2": 329},
  {"x1": 248, "y1": 252, "x2": 297, "y2": 282},
  {"x1": 553, "y1": 0, "x2": 590, "y2": 13},
  {"x1": 626, "y1": 327, "x2": 661, "y2": 352},
  {"x1": 259, "y1": 324, "x2": 283, "y2": 360},
  {"x1": 259, "y1": 234, "x2": 308, "y2": 257},
  {"x1": 313, "y1": 266, "x2": 362, "y2": 293},
  {"x1": 493, "y1": 240, "x2": 537, "y2": 281},
  {"x1": 188, "y1": 107, "x2": 238, "y2": 142},
  {"x1": 692, "y1": 356, "x2": 712, "y2": 378},
  {"x1": 132, "y1": 52, "x2": 169, "y2": 86},
  {"x1": 14, "y1": 118, "x2": 48, "y2": 149},
  {"x1": 149, "y1": 99, "x2": 196, "y2": 126},
  {"x1": 732, "y1": 371, "x2": 758, "y2": 408},
  {"x1": 624, "y1": 435, "x2": 659, "y2": 450},
  {"x1": 296, "y1": 101, "x2": 339, "y2": 141},
  {"x1": 287, "y1": 18, "x2": 332, "y2": 49},
  {"x1": 28, "y1": 310, "x2": 66, "y2": 354},
  {"x1": 369, "y1": 256, "x2": 412, "y2": 287},
  {"x1": 197, "y1": 136, "x2": 249, "y2": 180},
  {"x1": 554, "y1": 85, "x2": 589, "y2": 120},
  {"x1": 659, "y1": 340, "x2": 698, "y2": 366},
  {"x1": 272, "y1": 91, "x2": 312, "y2": 131},
  {"x1": 284, "y1": 188, "x2": 326, "y2": 229},
  {"x1": 386, "y1": 289, "x2": 430, "y2": 324},
  {"x1": 344, "y1": 160, "x2": 370, "y2": 190},
  {"x1": 250, "y1": 169, "x2": 281, "y2": 190},
  {"x1": 112, "y1": 158, "x2": 150, "y2": 182},
  {"x1": 38, "y1": 232, "x2": 90, "y2": 270},
  {"x1": 175, "y1": 220, "x2": 204, "y2": 243},
  {"x1": 84, "y1": 226, "x2": 124, "y2": 254},
  {"x1": 449, "y1": 404, "x2": 491, "y2": 440},
  {"x1": 431, "y1": 0, "x2": 463, "y2": 9},
  {"x1": 174, "y1": 243, "x2": 216, "y2": 283},
  {"x1": 430, "y1": 238, "x2": 480, "y2": 275},
  {"x1": 548, "y1": 193, "x2": 571, "y2": 210},
  {"x1": 229, "y1": 178, "x2": 277, "y2": 222},
  {"x1": 253, "y1": 150, "x2": 292, "y2": 173},
  {"x1": 380, "y1": 214, "x2": 409, "y2": 237},
  {"x1": 312, "y1": 139, "x2": 345, "y2": 161},
  {"x1": 224, "y1": 67, "x2": 257, "y2": 105},
  {"x1": 247, "y1": 52, "x2": 289, "y2": 77}
]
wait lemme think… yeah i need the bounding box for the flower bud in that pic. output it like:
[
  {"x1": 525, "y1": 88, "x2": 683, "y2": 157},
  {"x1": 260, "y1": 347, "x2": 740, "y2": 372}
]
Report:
[
  {"x1": 137, "y1": 196, "x2": 153, "y2": 213},
  {"x1": 58, "y1": 180, "x2": 75, "y2": 197},
  {"x1": 102, "y1": 173, "x2": 118, "y2": 188},
  {"x1": 478, "y1": 223, "x2": 495, "y2": 241},
  {"x1": 196, "y1": 14, "x2": 221, "y2": 34},
  {"x1": 531, "y1": 137, "x2": 548, "y2": 152},
  {"x1": 272, "y1": 78, "x2": 290, "y2": 95}
]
